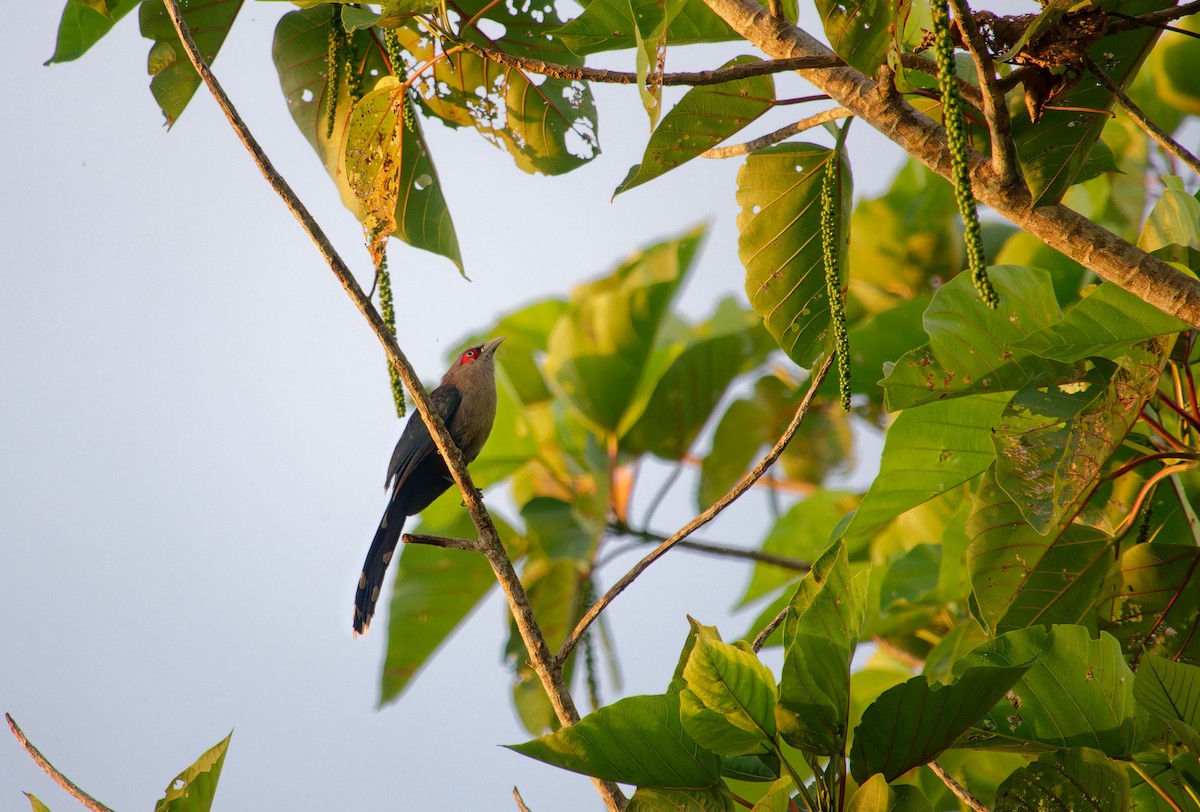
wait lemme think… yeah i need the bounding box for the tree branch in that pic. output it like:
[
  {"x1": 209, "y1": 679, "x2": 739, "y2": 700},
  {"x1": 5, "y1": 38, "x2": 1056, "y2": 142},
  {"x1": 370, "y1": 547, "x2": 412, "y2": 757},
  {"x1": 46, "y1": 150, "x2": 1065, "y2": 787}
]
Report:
[
  {"x1": 751, "y1": 606, "x2": 788, "y2": 652},
  {"x1": 702, "y1": 107, "x2": 852, "y2": 158},
  {"x1": 158, "y1": 2, "x2": 624, "y2": 808},
  {"x1": 1082, "y1": 54, "x2": 1200, "y2": 176},
  {"x1": 459, "y1": 40, "x2": 841, "y2": 85},
  {"x1": 403, "y1": 533, "x2": 481, "y2": 552},
  {"x1": 6, "y1": 714, "x2": 115, "y2": 812},
  {"x1": 947, "y1": 0, "x2": 1020, "y2": 184},
  {"x1": 899, "y1": 53, "x2": 985, "y2": 109},
  {"x1": 558, "y1": 354, "x2": 835, "y2": 663},
  {"x1": 697, "y1": 0, "x2": 1200, "y2": 326},
  {"x1": 929, "y1": 762, "x2": 990, "y2": 812},
  {"x1": 612, "y1": 523, "x2": 812, "y2": 571}
]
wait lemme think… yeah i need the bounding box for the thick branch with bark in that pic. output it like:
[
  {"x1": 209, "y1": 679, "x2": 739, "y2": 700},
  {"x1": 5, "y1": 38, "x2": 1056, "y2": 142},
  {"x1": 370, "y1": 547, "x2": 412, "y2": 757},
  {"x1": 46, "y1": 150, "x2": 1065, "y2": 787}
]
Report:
[{"x1": 699, "y1": 0, "x2": 1200, "y2": 326}]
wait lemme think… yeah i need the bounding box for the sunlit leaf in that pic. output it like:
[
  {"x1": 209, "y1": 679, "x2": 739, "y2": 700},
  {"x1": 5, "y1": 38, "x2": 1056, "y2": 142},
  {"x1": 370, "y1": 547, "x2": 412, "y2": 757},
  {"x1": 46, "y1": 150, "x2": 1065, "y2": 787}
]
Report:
[
  {"x1": 154, "y1": 731, "x2": 232, "y2": 812},
  {"x1": 45, "y1": 0, "x2": 139, "y2": 64},
  {"x1": 815, "y1": 0, "x2": 893, "y2": 76},
  {"x1": 138, "y1": 0, "x2": 243, "y2": 126},
  {"x1": 847, "y1": 775, "x2": 934, "y2": 812},
  {"x1": 626, "y1": 787, "x2": 738, "y2": 812},
  {"x1": 680, "y1": 636, "x2": 778, "y2": 755},
  {"x1": 1098, "y1": 543, "x2": 1200, "y2": 665},
  {"x1": 994, "y1": 747, "x2": 1131, "y2": 812}
]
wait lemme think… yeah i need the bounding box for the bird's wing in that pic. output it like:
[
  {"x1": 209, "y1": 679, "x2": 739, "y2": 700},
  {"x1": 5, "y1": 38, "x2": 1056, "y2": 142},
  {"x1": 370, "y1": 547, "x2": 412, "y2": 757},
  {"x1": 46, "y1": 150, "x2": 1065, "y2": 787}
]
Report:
[{"x1": 384, "y1": 383, "x2": 461, "y2": 491}]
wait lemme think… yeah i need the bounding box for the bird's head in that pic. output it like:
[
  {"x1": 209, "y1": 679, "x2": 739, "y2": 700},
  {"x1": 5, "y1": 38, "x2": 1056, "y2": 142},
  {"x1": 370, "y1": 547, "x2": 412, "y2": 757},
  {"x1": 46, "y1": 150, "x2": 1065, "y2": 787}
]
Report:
[{"x1": 444, "y1": 336, "x2": 505, "y2": 383}]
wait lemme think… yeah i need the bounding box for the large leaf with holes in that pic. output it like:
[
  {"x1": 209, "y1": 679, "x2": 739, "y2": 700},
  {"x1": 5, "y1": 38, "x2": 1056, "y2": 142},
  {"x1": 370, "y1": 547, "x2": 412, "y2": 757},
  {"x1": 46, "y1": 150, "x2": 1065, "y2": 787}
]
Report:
[
  {"x1": 778, "y1": 541, "x2": 867, "y2": 756},
  {"x1": 272, "y1": 8, "x2": 461, "y2": 268},
  {"x1": 154, "y1": 731, "x2": 232, "y2": 812},
  {"x1": 994, "y1": 748, "x2": 1131, "y2": 812},
  {"x1": 388, "y1": 20, "x2": 597, "y2": 175},
  {"x1": 991, "y1": 351, "x2": 1161, "y2": 534},
  {"x1": 1011, "y1": 0, "x2": 1171, "y2": 206},
  {"x1": 968, "y1": 466, "x2": 1115, "y2": 636},
  {"x1": 617, "y1": 56, "x2": 776, "y2": 196},
  {"x1": 1098, "y1": 544, "x2": 1200, "y2": 665},
  {"x1": 881, "y1": 266, "x2": 1073, "y2": 411},
  {"x1": 738, "y1": 144, "x2": 851, "y2": 368},
  {"x1": 508, "y1": 693, "x2": 721, "y2": 788},
  {"x1": 545, "y1": 227, "x2": 702, "y2": 433},
  {"x1": 953, "y1": 626, "x2": 1142, "y2": 756},
  {"x1": 843, "y1": 392, "x2": 1008, "y2": 543},
  {"x1": 815, "y1": 0, "x2": 893, "y2": 75},
  {"x1": 46, "y1": 0, "x2": 139, "y2": 64},
  {"x1": 138, "y1": 0, "x2": 243, "y2": 126},
  {"x1": 849, "y1": 661, "x2": 1033, "y2": 782}
]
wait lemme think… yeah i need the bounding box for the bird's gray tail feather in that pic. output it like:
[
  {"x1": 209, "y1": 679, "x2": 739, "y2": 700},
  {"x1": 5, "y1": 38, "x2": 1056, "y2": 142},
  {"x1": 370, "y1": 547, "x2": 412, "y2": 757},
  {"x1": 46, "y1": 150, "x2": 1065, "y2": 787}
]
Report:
[{"x1": 353, "y1": 496, "x2": 406, "y2": 636}]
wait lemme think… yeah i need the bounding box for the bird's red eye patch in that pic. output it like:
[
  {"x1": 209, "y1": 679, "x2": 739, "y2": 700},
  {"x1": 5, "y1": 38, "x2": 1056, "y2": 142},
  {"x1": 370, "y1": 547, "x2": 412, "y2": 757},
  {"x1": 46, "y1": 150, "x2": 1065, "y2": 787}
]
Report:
[{"x1": 460, "y1": 347, "x2": 481, "y2": 364}]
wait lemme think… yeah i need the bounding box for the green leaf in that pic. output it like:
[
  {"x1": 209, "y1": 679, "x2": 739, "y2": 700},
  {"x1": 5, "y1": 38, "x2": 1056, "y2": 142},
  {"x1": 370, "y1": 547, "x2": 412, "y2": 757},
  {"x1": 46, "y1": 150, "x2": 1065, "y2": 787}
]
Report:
[
  {"x1": 849, "y1": 660, "x2": 1033, "y2": 782},
  {"x1": 379, "y1": 497, "x2": 517, "y2": 705},
  {"x1": 953, "y1": 626, "x2": 1142, "y2": 756},
  {"x1": 1134, "y1": 655, "x2": 1200, "y2": 752},
  {"x1": 616, "y1": 56, "x2": 775, "y2": 195},
  {"x1": 738, "y1": 144, "x2": 851, "y2": 367},
  {"x1": 626, "y1": 787, "x2": 738, "y2": 812},
  {"x1": 1015, "y1": 283, "x2": 1190, "y2": 363},
  {"x1": 994, "y1": 747, "x2": 1131, "y2": 812},
  {"x1": 271, "y1": 9, "x2": 461, "y2": 269},
  {"x1": 1139, "y1": 175, "x2": 1200, "y2": 254},
  {"x1": 1099, "y1": 544, "x2": 1200, "y2": 665},
  {"x1": 387, "y1": 20, "x2": 598, "y2": 175},
  {"x1": 1012, "y1": 0, "x2": 1170, "y2": 206},
  {"x1": 45, "y1": 0, "x2": 139, "y2": 64},
  {"x1": 991, "y1": 359, "x2": 1150, "y2": 534},
  {"x1": 138, "y1": 0, "x2": 243, "y2": 127},
  {"x1": 1128, "y1": 752, "x2": 1200, "y2": 811},
  {"x1": 843, "y1": 392, "x2": 1009, "y2": 542},
  {"x1": 555, "y1": 0, "x2": 760, "y2": 55},
  {"x1": 815, "y1": 0, "x2": 893, "y2": 76},
  {"x1": 154, "y1": 731, "x2": 232, "y2": 812},
  {"x1": 880, "y1": 266, "x2": 1071, "y2": 411},
  {"x1": 521, "y1": 496, "x2": 601, "y2": 561},
  {"x1": 1148, "y1": 15, "x2": 1200, "y2": 117},
  {"x1": 843, "y1": 293, "x2": 933, "y2": 403},
  {"x1": 545, "y1": 227, "x2": 702, "y2": 433},
  {"x1": 620, "y1": 308, "x2": 757, "y2": 460},
  {"x1": 777, "y1": 540, "x2": 867, "y2": 755},
  {"x1": 967, "y1": 466, "x2": 1114, "y2": 635},
  {"x1": 847, "y1": 775, "x2": 934, "y2": 812},
  {"x1": 23, "y1": 794, "x2": 52, "y2": 812},
  {"x1": 507, "y1": 694, "x2": 721, "y2": 788},
  {"x1": 680, "y1": 636, "x2": 778, "y2": 755},
  {"x1": 668, "y1": 617, "x2": 723, "y2": 695}
]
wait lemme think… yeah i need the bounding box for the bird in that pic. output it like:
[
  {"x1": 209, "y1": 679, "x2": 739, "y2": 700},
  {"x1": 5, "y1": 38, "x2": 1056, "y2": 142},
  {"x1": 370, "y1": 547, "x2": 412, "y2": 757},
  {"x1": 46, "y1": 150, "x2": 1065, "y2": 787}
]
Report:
[{"x1": 353, "y1": 337, "x2": 505, "y2": 636}]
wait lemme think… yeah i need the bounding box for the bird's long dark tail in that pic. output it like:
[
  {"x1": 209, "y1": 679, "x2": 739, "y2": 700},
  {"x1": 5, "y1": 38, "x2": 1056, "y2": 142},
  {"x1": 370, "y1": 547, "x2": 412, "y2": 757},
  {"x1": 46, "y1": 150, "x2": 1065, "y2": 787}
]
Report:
[{"x1": 353, "y1": 495, "x2": 407, "y2": 636}]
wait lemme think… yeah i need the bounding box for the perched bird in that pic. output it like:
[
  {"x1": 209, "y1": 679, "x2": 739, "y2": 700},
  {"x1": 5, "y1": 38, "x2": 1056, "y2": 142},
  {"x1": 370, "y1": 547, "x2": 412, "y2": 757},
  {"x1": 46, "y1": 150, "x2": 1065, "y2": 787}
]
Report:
[{"x1": 353, "y1": 337, "x2": 505, "y2": 636}]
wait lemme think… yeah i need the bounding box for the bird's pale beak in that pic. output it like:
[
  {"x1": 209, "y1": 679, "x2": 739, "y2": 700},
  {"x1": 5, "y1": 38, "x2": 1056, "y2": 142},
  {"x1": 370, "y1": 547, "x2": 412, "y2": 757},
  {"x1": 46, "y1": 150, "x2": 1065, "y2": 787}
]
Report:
[{"x1": 483, "y1": 336, "x2": 506, "y2": 356}]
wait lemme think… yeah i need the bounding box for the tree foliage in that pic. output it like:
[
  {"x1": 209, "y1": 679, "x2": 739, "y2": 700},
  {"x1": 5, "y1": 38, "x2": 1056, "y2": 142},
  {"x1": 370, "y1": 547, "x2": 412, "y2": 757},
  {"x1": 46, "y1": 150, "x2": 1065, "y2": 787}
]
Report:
[{"x1": 18, "y1": 0, "x2": 1200, "y2": 810}]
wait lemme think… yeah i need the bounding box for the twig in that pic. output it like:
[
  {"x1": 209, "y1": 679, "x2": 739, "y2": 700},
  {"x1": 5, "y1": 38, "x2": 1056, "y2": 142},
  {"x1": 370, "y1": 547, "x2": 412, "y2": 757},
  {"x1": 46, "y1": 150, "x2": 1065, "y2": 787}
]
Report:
[
  {"x1": 1107, "y1": 2, "x2": 1200, "y2": 37},
  {"x1": 696, "y1": 0, "x2": 1200, "y2": 326},
  {"x1": 403, "y1": 533, "x2": 480, "y2": 552},
  {"x1": 558, "y1": 354, "x2": 835, "y2": 663},
  {"x1": 158, "y1": 2, "x2": 624, "y2": 808},
  {"x1": 614, "y1": 524, "x2": 812, "y2": 571},
  {"x1": 6, "y1": 714, "x2": 115, "y2": 812},
  {"x1": 929, "y1": 762, "x2": 990, "y2": 812},
  {"x1": 1082, "y1": 54, "x2": 1200, "y2": 176},
  {"x1": 751, "y1": 606, "x2": 788, "y2": 652},
  {"x1": 947, "y1": 0, "x2": 1020, "y2": 184},
  {"x1": 513, "y1": 786, "x2": 532, "y2": 812},
  {"x1": 457, "y1": 39, "x2": 842, "y2": 85},
  {"x1": 702, "y1": 107, "x2": 853, "y2": 158}
]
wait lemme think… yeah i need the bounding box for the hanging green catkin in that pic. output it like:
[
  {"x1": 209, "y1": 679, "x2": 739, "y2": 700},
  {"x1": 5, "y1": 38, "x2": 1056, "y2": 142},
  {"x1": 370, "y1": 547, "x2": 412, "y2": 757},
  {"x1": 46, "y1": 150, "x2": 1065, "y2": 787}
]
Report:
[
  {"x1": 375, "y1": 247, "x2": 406, "y2": 419},
  {"x1": 324, "y1": 8, "x2": 345, "y2": 139},
  {"x1": 930, "y1": 0, "x2": 999, "y2": 309},
  {"x1": 582, "y1": 578, "x2": 602, "y2": 711},
  {"x1": 820, "y1": 152, "x2": 852, "y2": 411},
  {"x1": 383, "y1": 29, "x2": 415, "y2": 132}
]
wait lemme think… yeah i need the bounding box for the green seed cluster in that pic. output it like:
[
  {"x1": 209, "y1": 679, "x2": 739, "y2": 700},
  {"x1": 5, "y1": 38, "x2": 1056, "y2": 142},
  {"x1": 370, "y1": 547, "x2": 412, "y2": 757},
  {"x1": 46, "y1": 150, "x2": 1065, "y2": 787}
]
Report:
[
  {"x1": 930, "y1": 0, "x2": 999, "y2": 309},
  {"x1": 375, "y1": 245, "x2": 406, "y2": 419},
  {"x1": 384, "y1": 29, "x2": 415, "y2": 133},
  {"x1": 582, "y1": 578, "x2": 601, "y2": 711},
  {"x1": 325, "y1": 7, "x2": 346, "y2": 139},
  {"x1": 820, "y1": 153, "x2": 852, "y2": 412}
]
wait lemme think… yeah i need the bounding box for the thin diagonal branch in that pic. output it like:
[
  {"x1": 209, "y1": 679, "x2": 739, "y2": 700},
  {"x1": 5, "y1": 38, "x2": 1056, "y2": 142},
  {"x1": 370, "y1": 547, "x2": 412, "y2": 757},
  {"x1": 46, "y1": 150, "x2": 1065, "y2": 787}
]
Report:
[
  {"x1": 458, "y1": 39, "x2": 842, "y2": 85},
  {"x1": 698, "y1": 0, "x2": 1200, "y2": 326},
  {"x1": 6, "y1": 714, "x2": 115, "y2": 812},
  {"x1": 929, "y1": 762, "x2": 989, "y2": 812},
  {"x1": 613, "y1": 523, "x2": 812, "y2": 571},
  {"x1": 404, "y1": 533, "x2": 481, "y2": 552},
  {"x1": 703, "y1": 107, "x2": 852, "y2": 158},
  {"x1": 947, "y1": 0, "x2": 1020, "y2": 184},
  {"x1": 751, "y1": 606, "x2": 788, "y2": 652},
  {"x1": 158, "y1": 2, "x2": 624, "y2": 808},
  {"x1": 559, "y1": 354, "x2": 835, "y2": 663},
  {"x1": 1082, "y1": 54, "x2": 1200, "y2": 176}
]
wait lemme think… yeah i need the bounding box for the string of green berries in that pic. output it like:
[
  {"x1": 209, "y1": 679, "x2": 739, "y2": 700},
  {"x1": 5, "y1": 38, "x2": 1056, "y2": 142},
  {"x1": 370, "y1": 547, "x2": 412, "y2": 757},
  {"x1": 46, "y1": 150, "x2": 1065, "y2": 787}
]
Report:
[
  {"x1": 374, "y1": 240, "x2": 406, "y2": 419},
  {"x1": 820, "y1": 151, "x2": 852, "y2": 411},
  {"x1": 930, "y1": 0, "x2": 999, "y2": 309},
  {"x1": 582, "y1": 578, "x2": 602, "y2": 711},
  {"x1": 324, "y1": 7, "x2": 346, "y2": 139},
  {"x1": 383, "y1": 28, "x2": 415, "y2": 132}
]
